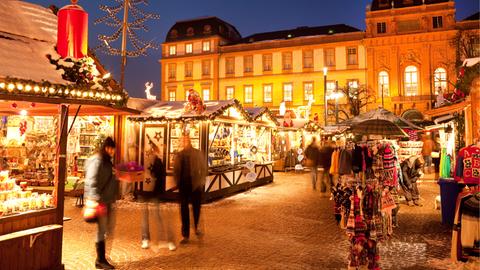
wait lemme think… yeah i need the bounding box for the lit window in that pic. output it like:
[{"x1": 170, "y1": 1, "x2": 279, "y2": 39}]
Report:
[
  {"x1": 202, "y1": 41, "x2": 211, "y2": 52},
  {"x1": 326, "y1": 81, "x2": 337, "y2": 97},
  {"x1": 169, "y1": 45, "x2": 176, "y2": 56},
  {"x1": 202, "y1": 60, "x2": 210, "y2": 76},
  {"x1": 168, "y1": 63, "x2": 176, "y2": 80},
  {"x1": 244, "y1": 55, "x2": 253, "y2": 73},
  {"x1": 169, "y1": 90, "x2": 176, "y2": 101},
  {"x1": 283, "y1": 83, "x2": 293, "y2": 102},
  {"x1": 263, "y1": 54, "x2": 272, "y2": 72},
  {"x1": 377, "y1": 22, "x2": 386, "y2": 34},
  {"x1": 347, "y1": 47, "x2": 357, "y2": 65},
  {"x1": 226, "y1": 86, "x2": 234, "y2": 100},
  {"x1": 283, "y1": 52, "x2": 292, "y2": 70},
  {"x1": 185, "y1": 43, "x2": 193, "y2": 54},
  {"x1": 304, "y1": 82, "x2": 313, "y2": 101},
  {"x1": 185, "y1": 62, "x2": 193, "y2": 78},
  {"x1": 244, "y1": 85, "x2": 253, "y2": 103},
  {"x1": 433, "y1": 16, "x2": 443, "y2": 29},
  {"x1": 203, "y1": 88, "x2": 210, "y2": 101},
  {"x1": 433, "y1": 67, "x2": 447, "y2": 94},
  {"x1": 378, "y1": 71, "x2": 390, "y2": 97},
  {"x1": 226, "y1": 57, "x2": 235, "y2": 75},
  {"x1": 303, "y1": 50, "x2": 313, "y2": 68},
  {"x1": 185, "y1": 90, "x2": 190, "y2": 100},
  {"x1": 348, "y1": 80, "x2": 359, "y2": 89},
  {"x1": 324, "y1": 49, "x2": 335, "y2": 67},
  {"x1": 404, "y1": 65, "x2": 419, "y2": 96},
  {"x1": 263, "y1": 84, "x2": 272, "y2": 103}
]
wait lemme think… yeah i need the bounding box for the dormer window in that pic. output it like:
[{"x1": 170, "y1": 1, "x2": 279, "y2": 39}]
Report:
[
  {"x1": 204, "y1": 24, "x2": 212, "y2": 34},
  {"x1": 433, "y1": 16, "x2": 443, "y2": 29},
  {"x1": 186, "y1": 27, "x2": 194, "y2": 36},
  {"x1": 377, "y1": 22, "x2": 387, "y2": 34},
  {"x1": 170, "y1": 29, "x2": 178, "y2": 39}
]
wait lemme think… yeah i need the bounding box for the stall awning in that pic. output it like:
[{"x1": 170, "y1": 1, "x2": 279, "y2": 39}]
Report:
[
  {"x1": 338, "y1": 108, "x2": 422, "y2": 130},
  {"x1": 424, "y1": 99, "x2": 471, "y2": 118},
  {"x1": 245, "y1": 107, "x2": 279, "y2": 126}
]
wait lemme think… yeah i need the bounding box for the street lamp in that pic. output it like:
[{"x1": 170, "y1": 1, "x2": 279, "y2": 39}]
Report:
[
  {"x1": 323, "y1": 67, "x2": 328, "y2": 126},
  {"x1": 380, "y1": 82, "x2": 385, "y2": 108},
  {"x1": 327, "y1": 89, "x2": 343, "y2": 124}
]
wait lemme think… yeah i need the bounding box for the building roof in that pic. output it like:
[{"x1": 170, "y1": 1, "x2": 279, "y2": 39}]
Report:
[
  {"x1": 369, "y1": 0, "x2": 449, "y2": 11},
  {"x1": 462, "y1": 12, "x2": 480, "y2": 21},
  {"x1": 165, "y1": 16, "x2": 241, "y2": 43},
  {"x1": 235, "y1": 24, "x2": 361, "y2": 44}
]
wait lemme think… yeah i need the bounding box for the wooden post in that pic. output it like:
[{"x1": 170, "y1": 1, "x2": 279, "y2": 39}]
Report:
[
  {"x1": 54, "y1": 104, "x2": 68, "y2": 268},
  {"x1": 114, "y1": 115, "x2": 124, "y2": 164}
]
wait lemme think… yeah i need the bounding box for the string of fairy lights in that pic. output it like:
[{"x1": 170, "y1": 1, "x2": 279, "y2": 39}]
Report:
[{"x1": 95, "y1": 0, "x2": 160, "y2": 58}]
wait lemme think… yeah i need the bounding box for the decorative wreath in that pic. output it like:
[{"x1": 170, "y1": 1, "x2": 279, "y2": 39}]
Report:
[{"x1": 250, "y1": 146, "x2": 258, "y2": 154}]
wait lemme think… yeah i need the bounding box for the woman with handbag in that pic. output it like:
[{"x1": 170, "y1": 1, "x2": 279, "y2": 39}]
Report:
[{"x1": 84, "y1": 137, "x2": 119, "y2": 269}]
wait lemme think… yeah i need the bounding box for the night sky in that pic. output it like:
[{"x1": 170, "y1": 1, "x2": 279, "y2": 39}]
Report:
[{"x1": 29, "y1": 0, "x2": 479, "y2": 98}]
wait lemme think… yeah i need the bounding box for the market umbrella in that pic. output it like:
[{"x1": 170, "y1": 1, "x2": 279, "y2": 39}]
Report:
[
  {"x1": 338, "y1": 108, "x2": 422, "y2": 130},
  {"x1": 351, "y1": 119, "x2": 408, "y2": 137}
]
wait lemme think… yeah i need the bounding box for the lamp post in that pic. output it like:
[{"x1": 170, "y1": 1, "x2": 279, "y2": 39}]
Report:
[{"x1": 323, "y1": 67, "x2": 328, "y2": 126}]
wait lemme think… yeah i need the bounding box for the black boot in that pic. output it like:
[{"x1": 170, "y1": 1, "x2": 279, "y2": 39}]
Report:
[{"x1": 95, "y1": 241, "x2": 115, "y2": 269}]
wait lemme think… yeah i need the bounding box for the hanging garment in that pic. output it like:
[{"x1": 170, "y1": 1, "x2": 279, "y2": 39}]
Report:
[
  {"x1": 455, "y1": 145, "x2": 480, "y2": 184},
  {"x1": 352, "y1": 145, "x2": 364, "y2": 173},
  {"x1": 460, "y1": 194, "x2": 480, "y2": 257},
  {"x1": 339, "y1": 149, "x2": 353, "y2": 175},
  {"x1": 330, "y1": 150, "x2": 340, "y2": 175}
]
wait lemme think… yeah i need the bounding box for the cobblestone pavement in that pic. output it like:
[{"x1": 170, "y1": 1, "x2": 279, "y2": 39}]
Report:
[{"x1": 62, "y1": 173, "x2": 479, "y2": 270}]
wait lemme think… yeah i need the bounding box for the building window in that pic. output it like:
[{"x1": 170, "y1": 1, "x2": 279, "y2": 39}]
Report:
[
  {"x1": 326, "y1": 81, "x2": 337, "y2": 98},
  {"x1": 348, "y1": 80, "x2": 359, "y2": 90},
  {"x1": 263, "y1": 84, "x2": 272, "y2": 103},
  {"x1": 185, "y1": 43, "x2": 193, "y2": 54},
  {"x1": 202, "y1": 88, "x2": 210, "y2": 101},
  {"x1": 226, "y1": 86, "x2": 234, "y2": 100},
  {"x1": 303, "y1": 50, "x2": 313, "y2": 68},
  {"x1": 202, "y1": 60, "x2": 210, "y2": 76},
  {"x1": 244, "y1": 85, "x2": 253, "y2": 103},
  {"x1": 324, "y1": 48, "x2": 335, "y2": 67},
  {"x1": 304, "y1": 82, "x2": 314, "y2": 101},
  {"x1": 263, "y1": 54, "x2": 272, "y2": 72},
  {"x1": 244, "y1": 55, "x2": 253, "y2": 73},
  {"x1": 283, "y1": 52, "x2": 292, "y2": 70},
  {"x1": 169, "y1": 90, "x2": 176, "y2": 101},
  {"x1": 226, "y1": 57, "x2": 235, "y2": 75},
  {"x1": 378, "y1": 71, "x2": 390, "y2": 97},
  {"x1": 202, "y1": 41, "x2": 211, "y2": 52},
  {"x1": 433, "y1": 67, "x2": 447, "y2": 94},
  {"x1": 185, "y1": 89, "x2": 190, "y2": 100},
  {"x1": 404, "y1": 65, "x2": 419, "y2": 96},
  {"x1": 185, "y1": 61, "x2": 193, "y2": 78},
  {"x1": 169, "y1": 45, "x2": 176, "y2": 56},
  {"x1": 433, "y1": 16, "x2": 443, "y2": 29},
  {"x1": 377, "y1": 22, "x2": 387, "y2": 34},
  {"x1": 347, "y1": 47, "x2": 358, "y2": 65},
  {"x1": 168, "y1": 63, "x2": 176, "y2": 80},
  {"x1": 283, "y1": 83, "x2": 293, "y2": 102}
]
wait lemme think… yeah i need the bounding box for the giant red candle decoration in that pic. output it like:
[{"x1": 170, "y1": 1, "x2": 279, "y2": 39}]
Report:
[{"x1": 57, "y1": 0, "x2": 88, "y2": 59}]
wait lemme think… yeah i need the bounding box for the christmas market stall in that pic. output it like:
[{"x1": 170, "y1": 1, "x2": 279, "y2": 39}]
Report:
[
  {"x1": 128, "y1": 97, "x2": 275, "y2": 202},
  {"x1": 0, "y1": 2, "x2": 132, "y2": 270}
]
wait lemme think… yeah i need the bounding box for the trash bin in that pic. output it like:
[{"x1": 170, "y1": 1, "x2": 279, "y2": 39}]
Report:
[{"x1": 437, "y1": 178, "x2": 460, "y2": 226}]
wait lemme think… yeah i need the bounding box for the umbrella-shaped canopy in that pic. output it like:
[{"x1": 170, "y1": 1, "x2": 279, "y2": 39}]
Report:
[
  {"x1": 351, "y1": 119, "x2": 408, "y2": 137},
  {"x1": 338, "y1": 108, "x2": 422, "y2": 130}
]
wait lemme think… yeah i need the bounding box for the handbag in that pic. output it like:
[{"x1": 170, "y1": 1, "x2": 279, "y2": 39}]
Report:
[{"x1": 83, "y1": 200, "x2": 107, "y2": 223}]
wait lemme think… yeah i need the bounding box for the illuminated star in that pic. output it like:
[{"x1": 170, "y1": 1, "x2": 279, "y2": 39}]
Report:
[
  {"x1": 154, "y1": 132, "x2": 162, "y2": 141},
  {"x1": 145, "y1": 178, "x2": 151, "y2": 184}
]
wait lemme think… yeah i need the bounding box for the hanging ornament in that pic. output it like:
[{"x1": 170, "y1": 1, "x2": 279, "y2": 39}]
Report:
[
  {"x1": 11, "y1": 103, "x2": 17, "y2": 109},
  {"x1": 30, "y1": 103, "x2": 36, "y2": 108},
  {"x1": 458, "y1": 67, "x2": 465, "y2": 79},
  {"x1": 57, "y1": 0, "x2": 88, "y2": 59}
]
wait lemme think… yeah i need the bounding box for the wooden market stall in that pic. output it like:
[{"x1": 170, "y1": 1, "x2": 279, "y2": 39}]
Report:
[
  {"x1": 0, "y1": 2, "x2": 132, "y2": 269},
  {"x1": 128, "y1": 99, "x2": 276, "y2": 202}
]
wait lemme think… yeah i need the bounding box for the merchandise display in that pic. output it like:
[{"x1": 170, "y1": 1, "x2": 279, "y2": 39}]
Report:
[
  {"x1": 398, "y1": 141, "x2": 423, "y2": 162},
  {"x1": 169, "y1": 123, "x2": 200, "y2": 169}
]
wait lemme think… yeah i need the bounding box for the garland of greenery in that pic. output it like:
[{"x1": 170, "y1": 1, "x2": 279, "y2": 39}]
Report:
[{"x1": 456, "y1": 63, "x2": 480, "y2": 95}]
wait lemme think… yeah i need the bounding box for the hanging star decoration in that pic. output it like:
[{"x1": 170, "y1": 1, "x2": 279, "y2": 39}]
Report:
[
  {"x1": 145, "y1": 177, "x2": 151, "y2": 184},
  {"x1": 95, "y1": 0, "x2": 160, "y2": 57},
  {"x1": 153, "y1": 131, "x2": 162, "y2": 141}
]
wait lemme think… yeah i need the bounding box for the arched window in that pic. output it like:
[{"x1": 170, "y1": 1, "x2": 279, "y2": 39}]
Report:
[
  {"x1": 378, "y1": 71, "x2": 389, "y2": 97},
  {"x1": 404, "y1": 66, "x2": 418, "y2": 96},
  {"x1": 433, "y1": 67, "x2": 447, "y2": 94}
]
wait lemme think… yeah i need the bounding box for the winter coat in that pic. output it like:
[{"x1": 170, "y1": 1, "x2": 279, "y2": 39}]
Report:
[
  {"x1": 150, "y1": 156, "x2": 167, "y2": 197},
  {"x1": 319, "y1": 145, "x2": 334, "y2": 170},
  {"x1": 84, "y1": 153, "x2": 119, "y2": 204},
  {"x1": 401, "y1": 156, "x2": 422, "y2": 188},
  {"x1": 305, "y1": 143, "x2": 320, "y2": 167},
  {"x1": 174, "y1": 146, "x2": 207, "y2": 193}
]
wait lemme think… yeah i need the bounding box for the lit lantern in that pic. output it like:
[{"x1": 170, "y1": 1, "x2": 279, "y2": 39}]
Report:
[{"x1": 57, "y1": 0, "x2": 88, "y2": 59}]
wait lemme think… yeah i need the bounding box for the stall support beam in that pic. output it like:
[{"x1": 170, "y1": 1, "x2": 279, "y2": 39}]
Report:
[{"x1": 114, "y1": 115, "x2": 124, "y2": 164}]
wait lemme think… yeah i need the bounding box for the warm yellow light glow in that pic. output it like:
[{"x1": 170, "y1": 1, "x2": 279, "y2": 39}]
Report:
[
  {"x1": 103, "y1": 73, "x2": 111, "y2": 79},
  {"x1": 89, "y1": 91, "x2": 94, "y2": 98},
  {"x1": 65, "y1": 89, "x2": 69, "y2": 95},
  {"x1": 34, "y1": 86, "x2": 40, "y2": 92},
  {"x1": 95, "y1": 92, "x2": 101, "y2": 98},
  {"x1": 58, "y1": 89, "x2": 63, "y2": 94},
  {"x1": 106, "y1": 94, "x2": 111, "y2": 100},
  {"x1": 42, "y1": 87, "x2": 47, "y2": 93},
  {"x1": 25, "y1": 85, "x2": 32, "y2": 92},
  {"x1": 71, "y1": 90, "x2": 76, "y2": 96},
  {"x1": 16, "y1": 84, "x2": 24, "y2": 90},
  {"x1": 101, "y1": 93, "x2": 106, "y2": 99},
  {"x1": 323, "y1": 67, "x2": 328, "y2": 76},
  {"x1": 82, "y1": 91, "x2": 88, "y2": 97},
  {"x1": 0, "y1": 82, "x2": 5, "y2": 89},
  {"x1": 49, "y1": 87, "x2": 55, "y2": 94},
  {"x1": 77, "y1": 91, "x2": 82, "y2": 97},
  {"x1": 20, "y1": 110, "x2": 27, "y2": 116},
  {"x1": 7, "y1": 83, "x2": 15, "y2": 91}
]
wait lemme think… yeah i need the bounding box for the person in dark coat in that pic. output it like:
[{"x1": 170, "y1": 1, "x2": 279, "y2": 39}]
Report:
[
  {"x1": 400, "y1": 156, "x2": 424, "y2": 207},
  {"x1": 140, "y1": 143, "x2": 176, "y2": 251},
  {"x1": 174, "y1": 134, "x2": 207, "y2": 244},
  {"x1": 305, "y1": 137, "x2": 320, "y2": 190},
  {"x1": 85, "y1": 137, "x2": 118, "y2": 269},
  {"x1": 319, "y1": 140, "x2": 335, "y2": 193}
]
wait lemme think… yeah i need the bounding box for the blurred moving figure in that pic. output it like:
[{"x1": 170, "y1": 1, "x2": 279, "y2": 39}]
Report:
[
  {"x1": 305, "y1": 137, "x2": 320, "y2": 190},
  {"x1": 319, "y1": 140, "x2": 335, "y2": 194},
  {"x1": 141, "y1": 143, "x2": 176, "y2": 251},
  {"x1": 174, "y1": 134, "x2": 208, "y2": 244},
  {"x1": 400, "y1": 156, "x2": 424, "y2": 207},
  {"x1": 85, "y1": 137, "x2": 119, "y2": 269}
]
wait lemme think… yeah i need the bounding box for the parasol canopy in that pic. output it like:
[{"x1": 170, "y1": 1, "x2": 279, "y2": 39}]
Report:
[
  {"x1": 338, "y1": 108, "x2": 422, "y2": 130},
  {"x1": 351, "y1": 119, "x2": 408, "y2": 137}
]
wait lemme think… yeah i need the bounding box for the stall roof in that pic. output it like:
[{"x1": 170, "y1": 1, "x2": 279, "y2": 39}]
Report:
[
  {"x1": 338, "y1": 108, "x2": 422, "y2": 130},
  {"x1": 424, "y1": 98, "x2": 471, "y2": 118},
  {"x1": 129, "y1": 99, "x2": 252, "y2": 122},
  {"x1": 245, "y1": 107, "x2": 279, "y2": 126}
]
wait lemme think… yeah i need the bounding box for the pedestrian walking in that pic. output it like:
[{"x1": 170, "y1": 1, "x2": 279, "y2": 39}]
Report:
[
  {"x1": 400, "y1": 156, "x2": 424, "y2": 207},
  {"x1": 140, "y1": 143, "x2": 176, "y2": 251},
  {"x1": 305, "y1": 137, "x2": 320, "y2": 190},
  {"x1": 421, "y1": 134, "x2": 435, "y2": 174},
  {"x1": 84, "y1": 137, "x2": 119, "y2": 269},
  {"x1": 174, "y1": 134, "x2": 207, "y2": 244},
  {"x1": 319, "y1": 140, "x2": 335, "y2": 193}
]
